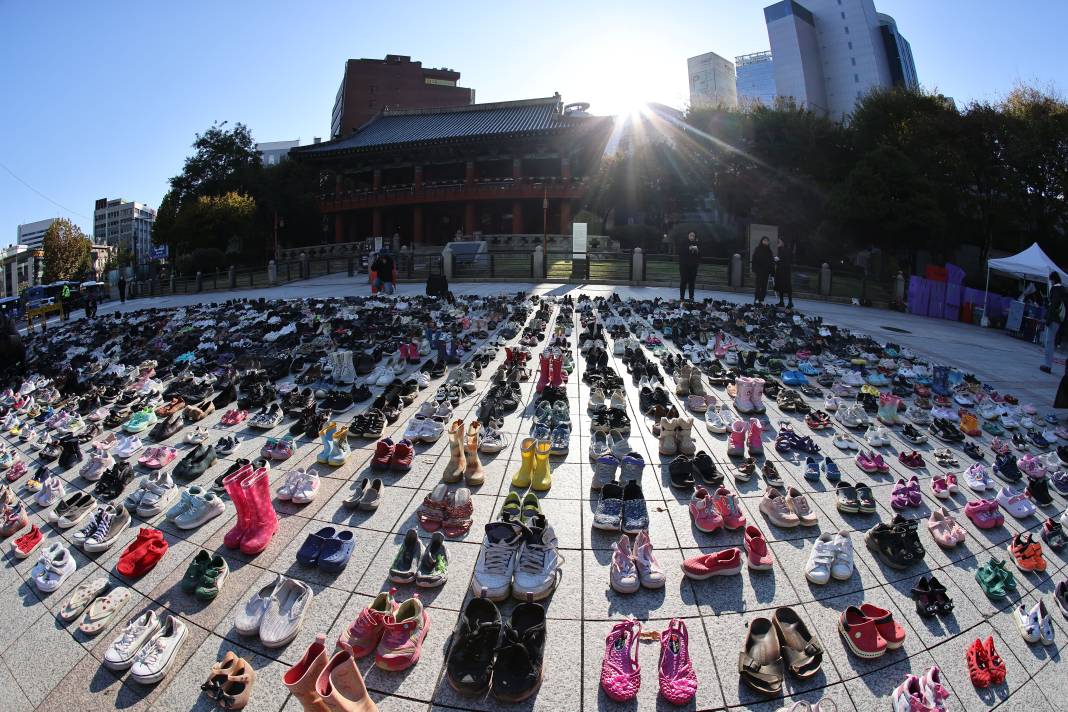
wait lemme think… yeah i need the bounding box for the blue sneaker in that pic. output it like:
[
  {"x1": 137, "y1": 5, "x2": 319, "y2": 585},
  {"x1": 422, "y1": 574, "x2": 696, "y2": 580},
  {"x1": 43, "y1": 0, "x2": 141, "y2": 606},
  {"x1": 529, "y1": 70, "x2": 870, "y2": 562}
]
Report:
[
  {"x1": 804, "y1": 456, "x2": 820, "y2": 481},
  {"x1": 823, "y1": 459, "x2": 842, "y2": 483}
]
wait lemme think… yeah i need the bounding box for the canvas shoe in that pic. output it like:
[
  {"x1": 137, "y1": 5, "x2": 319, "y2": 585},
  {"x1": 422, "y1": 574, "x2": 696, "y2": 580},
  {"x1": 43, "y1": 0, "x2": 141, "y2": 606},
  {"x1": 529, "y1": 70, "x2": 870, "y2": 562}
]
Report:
[
  {"x1": 173, "y1": 491, "x2": 226, "y2": 529},
  {"x1": 130, "y1": 614, "x2": 188, "y2": 684},
  {"x1": 681, "y1": 547, "x2": 743, "y2": 579},
  {"x1": 610, "y1": 534, "x2": 640, "y2": 593},
  {"x1": 104, "y1": 611, "x2": 162, "y2": 670}
]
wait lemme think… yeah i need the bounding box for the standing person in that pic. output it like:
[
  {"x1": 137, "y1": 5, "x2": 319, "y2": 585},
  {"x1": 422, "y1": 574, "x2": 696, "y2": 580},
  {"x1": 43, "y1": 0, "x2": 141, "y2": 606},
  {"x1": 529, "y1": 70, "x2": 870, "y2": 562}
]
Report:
[
  {"x1": 117, "y1": 274, "x2": 127, "y2": 303},
  {"x1": 775, "y1": 236, "x2": 794, "y2": 308},
  {"x1": 371, "y1": 249, "x2": 397, "y2": 295},
  {"x1": 84, "y1": 289, "x2": 97, "y2": 319},
  {"x1": 677, "y1": 231, "x2": 700, "y2": 301},
  {"x1": 0, "y1": 310, "x2": 25, "y2": 372},
  {"x1": 751, "y1": 236, "x2": 774, "y2": 304},
  {"x1": 1041, "y1": 272, "x2": 1065, "y2": 373}
]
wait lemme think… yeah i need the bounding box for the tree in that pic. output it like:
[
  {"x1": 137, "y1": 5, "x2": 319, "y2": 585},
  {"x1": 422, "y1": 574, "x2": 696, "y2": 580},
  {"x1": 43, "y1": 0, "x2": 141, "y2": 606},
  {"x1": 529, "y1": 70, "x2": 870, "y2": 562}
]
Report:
[{"x1": 42, "y1": 218, "x2": 91, "y2": 282}]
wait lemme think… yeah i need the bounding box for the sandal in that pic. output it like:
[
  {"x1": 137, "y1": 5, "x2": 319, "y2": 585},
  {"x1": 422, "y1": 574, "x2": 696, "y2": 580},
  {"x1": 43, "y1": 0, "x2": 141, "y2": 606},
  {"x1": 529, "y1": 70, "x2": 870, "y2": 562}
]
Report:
[
  {"x1": 974, "y1": 561, "x2": 1007, "y2": 598},
  {"x1": 911, "y1": 577, "x2": 939, "y2": 617},
  {"x1": 416, "y1": 483, "x2": 448, "y2": 532},
  {"x1": 738, "y1": 617, "x2": 784, "y2": 696},
  {"x1": 772, "y1": 606, "x2": 822, "y2": 678},
  {"x1": 218, "y1": 657, "x2": 256, "y2": 710},
  {"x1": 79, "y1": 586, "x2": 131, "y2": 634},
  {"x1": 442, "y1": 487, "x2": 474, "y2": 538}
]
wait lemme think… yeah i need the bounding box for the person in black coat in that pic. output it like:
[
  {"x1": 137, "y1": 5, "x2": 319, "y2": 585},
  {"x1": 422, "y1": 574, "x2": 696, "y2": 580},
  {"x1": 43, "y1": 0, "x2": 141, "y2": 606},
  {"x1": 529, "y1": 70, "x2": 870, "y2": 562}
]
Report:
[
  {"x1": 775, "y1": 236, "x2": 794, "y2": 308},
  {"x1": 751, "y1": 236, "x2": 774, "y2": 304},
  {"x1": 677, "y1": 231, "x2": 700, "y2": 301}
]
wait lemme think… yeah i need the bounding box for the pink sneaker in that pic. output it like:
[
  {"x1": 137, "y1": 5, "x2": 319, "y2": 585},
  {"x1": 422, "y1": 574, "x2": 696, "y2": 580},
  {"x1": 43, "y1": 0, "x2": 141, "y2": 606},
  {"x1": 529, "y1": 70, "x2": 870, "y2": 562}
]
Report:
[
  {"x1": 743, "y1": 526, "x2": 774, "y2": 570},
  {"x1": 688, "y1": 487, "x2": 723, "y2": 533},
  {"x1": 931, "y1": 475, "x2": 950, "y2": 499},
  {"x1": 906, "y1": 475, "x2": 922, "y2": 506},
  {"x1": 964, "y1": 499, "x2": 1003, "y2": 529},
  {"x1": 1017, "y1": 454, "x2": 1045, "y2": 479},
  {"x1": 600, "y1": 619, "x2": 642, "y2": 702},
  {"x1": 712, "y1": 487, "x2": 746, "y2": 529},
  {"x1": 375, "y1": 595, "x2": 429, "y2": 671},
  {"x1": 339, "y1": 588, "x2": 398, "y2": 657},
  {"x1": 856, "y1": 451, "x2": 879, "y2": 473},
  {"x1": 658, "y1": 619, "x2": 697, "y2": 705},
  {"x1": 727, "y1": 420, "x2": 746, "y2": 457},
  {"x1": 746, "y1": 418, "x2": 763, "y2": 454}
]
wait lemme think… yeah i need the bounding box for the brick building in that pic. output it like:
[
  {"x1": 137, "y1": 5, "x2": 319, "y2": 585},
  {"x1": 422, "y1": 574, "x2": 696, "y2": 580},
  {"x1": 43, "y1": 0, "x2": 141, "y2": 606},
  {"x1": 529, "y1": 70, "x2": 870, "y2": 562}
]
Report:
[
  {"x1": 296, "y1": 95, "x2": 612, "y2": 246},
  {"x1": 331, "y1": 54, "x2": 475, "y2": 138}
]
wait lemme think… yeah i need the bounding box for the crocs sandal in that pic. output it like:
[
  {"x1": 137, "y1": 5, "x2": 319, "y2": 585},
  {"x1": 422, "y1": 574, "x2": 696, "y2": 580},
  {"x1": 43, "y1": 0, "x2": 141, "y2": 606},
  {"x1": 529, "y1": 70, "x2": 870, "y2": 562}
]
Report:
[{"x1": 974, "y1": 561, "x2": 1006, "y2": 599}]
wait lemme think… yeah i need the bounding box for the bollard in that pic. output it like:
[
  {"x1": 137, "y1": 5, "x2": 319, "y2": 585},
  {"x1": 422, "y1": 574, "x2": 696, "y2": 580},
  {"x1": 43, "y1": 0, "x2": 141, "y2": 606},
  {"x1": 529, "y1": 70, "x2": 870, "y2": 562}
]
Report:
[
  {"x1": 631, "y1": 247, "x2": 643, "y2": 285},
  {"x1": 441, "y1": 245, "x2": 454, "y2": 281},
  {"x1": 729, "y1": 254, "x2": 743, "y2": 288},
  {"x1": 300, "y1": 252, "x2": 309, "y2": 280},
  {"x1": 820, "y1": 263, "x2": 832, "y2": 296},
  {"x1": 894, "y1": 270, "x2": 905, "y2": 302},
  {"x1": 533, "y1": 245, "x2": 545, "y2": 280},
  {"x1": 169, "y1": 275, "x2": 175, "y2": 293},
  {"x1": 348, "y1": 257, "x2": 354, "y2": 277},
  {"x1": 195, "y1": 272, "x2": 203, "y2": 293},
  {"x1": 228, "y1": 266, "x2": 236, "y2": 289},
  {"x1": 268, "y1": 260, "x2": 277, "y2": 285}
]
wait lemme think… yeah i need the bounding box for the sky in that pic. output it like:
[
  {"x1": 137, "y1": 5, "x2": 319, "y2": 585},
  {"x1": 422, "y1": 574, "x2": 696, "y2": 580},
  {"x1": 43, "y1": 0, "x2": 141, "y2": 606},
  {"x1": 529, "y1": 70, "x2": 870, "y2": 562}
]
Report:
[{"x1": 1, "y1": 0, "x2": 1066, "y2": 245}]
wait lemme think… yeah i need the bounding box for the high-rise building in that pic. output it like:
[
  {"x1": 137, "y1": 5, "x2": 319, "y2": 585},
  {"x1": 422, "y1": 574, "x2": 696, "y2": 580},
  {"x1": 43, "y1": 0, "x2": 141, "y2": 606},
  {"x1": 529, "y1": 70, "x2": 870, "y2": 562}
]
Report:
[
  {"x1": 735, "y1": 51, "x2": 777, "y2": 106},
  {"x1": 256, "y1": 140, "x2": 302, "y2": 166},
  {"x1": 15, "y1": 218, "x2": 59, "y2": 250},
  {"x1": 687, "y1": 51, "x2": 739, "y2": 108},
  {"x1": 764, "y1": 0, "x2": 918, "y2": 120},
  {"x1": 331, "y1": 54, "x2": 475, "y2": 138},
  {"x1": 93, "y1": 198, "x2": 156, "y2": 264}
]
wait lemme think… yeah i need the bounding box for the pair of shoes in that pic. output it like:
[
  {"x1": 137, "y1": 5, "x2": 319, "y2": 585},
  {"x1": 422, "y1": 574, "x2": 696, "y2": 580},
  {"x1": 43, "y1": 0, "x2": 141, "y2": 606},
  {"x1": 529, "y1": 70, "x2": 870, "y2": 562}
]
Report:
[
  {"x1": 759, "y1": 487, "x2": 818, "y2": 527},
  {"x1": 259, "y1": 436, "x2": 294, "y2": 461},
  {"x1": 315, "y1": 422, "x2": 352, "y2": 467},
  {"x1": 389, "y1": 528, "x2": 449, "y2": 587},
  {"x1": 600, "y1": 618, "x2": 697, "y2": 704},
  {"x1": 343, "y1": 477, "x2": 382, "y2": 511},
  {"x1": 1013, "y1": 599, "x2": 1056, "y2": 644},
  {"x1": 116, "y1": 528, "x2": 168, "y2": 577},
  {"x1": 285, "y1": 636, "x2": 375, "y2": 710},
  {"x1": 688, "y1": 485, "x2": 745, "y2": 532},
  {"x1": 402, "y1": 414, "x2": 445, "y2": 442},
  {"x1": 1010, "y1": 532, "x2": 1046, "y2": 572},
  {"x1": 964, "y1": 498, "x2": 1005, "y2": 528},
  {"x1": 222, "y1": 464, "x2": 278, "y2": 555},
  {"x1": 235, "y1": 574, "x2": 314, "y2": 648},
  {"x1": 728, "y1": 418, "x2": 763, "y2": 457},
  {"x1": 371, "y1": 438, "x2": 414, "y2": 472},
  {"x1": 658, "y1": 416, "x2": 698, "y2": 456},
  {"x1": 912, "y1": 576, "x2": 954, "y2": 617},
  {"x1": 594, "y1": 480, "x2": 649, "y2": 533},
  {"x1": 31, "y1": 542, "x2": 77, "y2": 591},
  {"x1": 890, "y1": 476, "x2": 922, "y2": 510},
  {"x1": 166, "y1": 485, "x2": 227, "y2": 528},
  {"x1": 835, "y1": 481, "x2": 876, "y2": 513},
  {"x1": 892, "y1": 667, "x2": 950, "y2": 710},
  {"x1": 296, "y1": 526, "x2": 355, "y2": 572},
  {"x1": 443, "y1": 420, "x2": 486, "y2": 486},
  {"x1": 739, "y1": 607, "x2": 823, "y2": 696},
  {"x1": 201, "y1": 650, "x2": 255, "y2": 709},
  {"x1": 682, "y1": 547, "x2": 744, "y2": 579},
  {"x1": 277, "y1": 468, "x2": 321, "y2": 504},
  {"x1": 510, "y1": 437, "x2": 552, "y2": 491},
  {"x1": 104, "y1": 611, "x2": 188, "y2": 684},
  {"x1": 74, "y1": 502, "x2": 132, "y2": 553},
  {"x1": 805, "y1": 531, "x2": 853, "y2": 583},
  {"x1": 966, "y1": 637, "x2": 1006, "y2": 688},
  {"x1": 609, "y1": 531, "x2": 666, "y2": 593},
  {"x1": 471, "y1": 517, "x2": 563, "y2": 601},
  {"x1": 838, "y1": 603, "x2": 906, "y2": 658},
  {"x1": 60, "y1": 577, "x2": 131, "y2": 634},
  {"x1": 446, "y1": 596, "x2": 547, "y2": 701},
  {"x1": 182, "y1": 550, "x2": 230, "y2": 601},
  {"x1": 975, "y1": 558, "x2": 1017, "y2": 598},
  {"x1": 336, "y1": 588, "x2": 428, "y2": 671},
  {"x1": 865, "y1": 518, "x2": 925, "y2": 569},
  {"x1": 928, "y1": 507, "x2": 967, "y2": 547},
  {"x1": 416, "y1": 484, "x2": 473, "y2": 537}
]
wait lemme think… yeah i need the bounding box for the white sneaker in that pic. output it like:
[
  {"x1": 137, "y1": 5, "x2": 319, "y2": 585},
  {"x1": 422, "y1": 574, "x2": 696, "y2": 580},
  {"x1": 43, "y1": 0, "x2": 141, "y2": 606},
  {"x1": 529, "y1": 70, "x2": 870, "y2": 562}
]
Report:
[
  {"x1": 833, "y1": 433, "x2": 859, "y2": 450},
  {"x1": 470, "y1": 521, "x2": 522, "y2": 601},
  {"x1": 34, "y1": 544, "x2": 77, "y2": 592},
  {"x1": 173, "y1": 491, "x2": 226, "y2": 529},
  {"x1": 104, "y1": 611, "x2": 162, "y2": 670},
  {"x1": 511, "y1": 517, "x2": 563, "y2": 601},
  {"x1": 830, "y1": 531, "x2": 854, "y2": 580},
  {"x1": 130, "y1": 614, "x2": 188, "y2": 684},
  {"x1": 805, "y1": 533, "x2": 836, "y2": 585}
]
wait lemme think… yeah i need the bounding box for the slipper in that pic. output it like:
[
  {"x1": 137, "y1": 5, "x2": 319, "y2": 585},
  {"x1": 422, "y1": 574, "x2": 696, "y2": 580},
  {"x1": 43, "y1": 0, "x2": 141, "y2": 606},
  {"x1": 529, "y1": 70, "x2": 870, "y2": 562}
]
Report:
[
  {"x1": 60, "y1": 577, "x2": 109, "y2": 621},
  {"x1": 78, "y1": 587, "x2": 131, "y2": 635},
  {"x1": 416, "y1": 483, "x2": 448, "y2": 532}
]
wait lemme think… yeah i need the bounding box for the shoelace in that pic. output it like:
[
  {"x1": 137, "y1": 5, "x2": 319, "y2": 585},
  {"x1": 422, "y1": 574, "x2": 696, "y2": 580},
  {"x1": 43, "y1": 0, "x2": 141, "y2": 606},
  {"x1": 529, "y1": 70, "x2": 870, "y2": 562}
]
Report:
[
  {"x1": 517, "y1": 541, "x2": 552, "y2": 575},
  {"x1": 116, "y1": 622, "x2": 148, "y2": 653},
  {"x1": 482, "y1": 539, "x2": 517, "y2": 575},
  {"x1": 136, "y1": 636, "x2": 166, "y2": 665}
]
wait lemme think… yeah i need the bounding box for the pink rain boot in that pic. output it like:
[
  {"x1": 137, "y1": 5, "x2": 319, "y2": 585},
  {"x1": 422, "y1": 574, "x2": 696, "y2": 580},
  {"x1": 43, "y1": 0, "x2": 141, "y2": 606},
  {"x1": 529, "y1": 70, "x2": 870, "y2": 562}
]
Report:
[
  {"x1": 727, "y1": 419, "x2": 747, "y2": 457},
  {"x1": 535, "y1": 354, "x2": 551, "y2": 393},
  {"x1": 734, "y1": 377, "x2": 754, "y2": 414},
  {"x1": 239, "y1": 466, "x2": 279, "y2": 555},
  {"x1": 549, "y1": 354, "x2": 565, "y2": 388},
  {"x1": 750, "y1": 378, "x2": 766, "y2": 413},
  {"x1": 747, "y1": 418, "x2": 764, "y2": 454},
  {"x1": 222, "y1": 463, "x2": 255, "y2": 549},
  {"x1": 658, "y1": 618, "x2": 697, "y2": 705},
  {"x1": 600, "y1": 619, "x2": 642, "y2": 702}
]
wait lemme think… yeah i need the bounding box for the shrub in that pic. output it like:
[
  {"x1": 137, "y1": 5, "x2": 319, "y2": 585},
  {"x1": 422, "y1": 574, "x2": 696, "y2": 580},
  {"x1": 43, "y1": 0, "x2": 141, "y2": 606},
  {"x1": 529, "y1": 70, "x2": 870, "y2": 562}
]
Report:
[
  {"x1": 571, "y1": 210, "x2": 604, "y2": 236},
  {"x1": 191, "y1": 247, "x2": 228, "y2": 272},
  {"x1": 608, "y1": 224, "x2": 661, "y2": 251},
  {"x1": 669, "y1": 222, "x2": 740, "y2": 258}
]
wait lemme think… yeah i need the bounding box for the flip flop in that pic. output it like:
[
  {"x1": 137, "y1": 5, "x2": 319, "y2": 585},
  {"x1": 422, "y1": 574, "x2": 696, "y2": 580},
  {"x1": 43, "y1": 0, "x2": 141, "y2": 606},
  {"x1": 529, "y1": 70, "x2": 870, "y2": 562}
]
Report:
[
  {"x1": 78, "y1": 587, "x2": 131, "y2": 635},
  {"x1": 60, "y1": 577, "x2": 109, "y2": 622}
]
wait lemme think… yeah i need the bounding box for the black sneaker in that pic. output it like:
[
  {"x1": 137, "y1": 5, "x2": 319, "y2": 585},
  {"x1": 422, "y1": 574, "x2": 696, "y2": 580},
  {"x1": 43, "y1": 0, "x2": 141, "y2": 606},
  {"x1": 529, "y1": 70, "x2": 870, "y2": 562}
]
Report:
[
  {"x1": 692, "y1": 451, "x2": 721, "y2": 487},
  {"x1": 492, "y1": 602, "x2": 546, "y2": 702},
  {"x1": 213, "y1": 459, "x2": 251, "y2": 495},
  {"x1": 1026, "y1": 477, "x2": 1054, "y2": 507},
  {"x1": 58, "y1": 436, "x2": 83, "y2": 470},
  {"x1": 445, "y1": 597, "x2": 502, "y2": 696},
  {"x1": 963, "y1": 442, "x2": 984, "y2": 461},
  {"x1": 668, "y1": 455, "x2": 695, "y2": 490},
  {"x1": 994, "y1": 453, "x2": 1022, "y2": 483},
  {"x1": 351, "y1": 384, "x2": 372, "y2": 403}
]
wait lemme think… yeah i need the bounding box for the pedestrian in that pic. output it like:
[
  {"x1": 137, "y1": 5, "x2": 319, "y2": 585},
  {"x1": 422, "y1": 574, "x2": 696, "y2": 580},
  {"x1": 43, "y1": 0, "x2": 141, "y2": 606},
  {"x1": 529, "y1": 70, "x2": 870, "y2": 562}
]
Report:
[
  {"x1": 0, "y1": 310, "x2": 25, "y2": 372},
  {"x1": 775, "y1": 236, "x2": 794, "y2": 308},
  {"x1": 370, "y1": 249, "x2": 397, "y2": 295},
  {"x1": 677, "y1": 231, "x2": 700, "y2": 301},
  {"x1": 751, "y1": 236, "x2": 774, "y2": 304},
  {"x1": 117, "y1": 274, "x2": 127, "y2": 303},
  {"x1": 84, "y1": 290, "x2": 97, "y2": 319},
  {"x1": 1041, "y1": 271, "x2": 1065, "y2": 373}
]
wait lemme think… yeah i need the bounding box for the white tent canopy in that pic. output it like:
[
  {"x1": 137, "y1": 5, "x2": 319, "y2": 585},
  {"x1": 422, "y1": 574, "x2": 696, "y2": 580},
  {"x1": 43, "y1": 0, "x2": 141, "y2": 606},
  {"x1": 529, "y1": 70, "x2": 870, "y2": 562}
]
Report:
[{"x1": 983, "y1": 242, "x2": 1068, "y2": 325}]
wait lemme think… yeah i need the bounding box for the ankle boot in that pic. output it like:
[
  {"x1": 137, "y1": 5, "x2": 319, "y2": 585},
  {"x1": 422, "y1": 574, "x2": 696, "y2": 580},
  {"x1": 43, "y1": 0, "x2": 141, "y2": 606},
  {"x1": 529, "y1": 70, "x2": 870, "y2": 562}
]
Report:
[
  {"x1": 511, "y1": 437, "x2": 535, "y2": 488},
  {"x1": 239, "y1": 465, "x2": 277, "y2": 555},
  {"x1": 746, "y1": 417, "x2": 764, "y2": 454},
  {"x1": 535, "y1": 354, "x2": 550, "y2": 393},
  {"x1": 59, "y1": 436, "x2": 82, "y2": 470},
  {"x1": 338, "y1": 351, "x2": 356, "y2": 385},
  {"x1": 464, "y1": 421, "x2": 485, "y2": 486},
  {"x1": 549, "y1": 355, "x2": 564, "y2": 388},
  {"x1": 734, "y1": 377, "x2": 754, "y2": 413},
  {"x1": 316, "y1": 649, "x2": 378, "y2": 712},
  {"x1": 658, "y1": 417, "x2": 679, "y2": 456},
  {"x1": 317, "y1": 422, "x2": 338, "y2": 464},
  {"x1": 675, "y1": 364, "x2": 692, "y2": 396},
  {"x1": 442, "y1": 419, "x2": 466, "y2": 484},
  {"x1": 750, "y1": 378, "x2": 766, "y2": 413},
  {"x1": 676, "y1": 417, "x2": 696, "y2": 456},
  {"x1": 222, "y1": 463, "x2": 255, "y2": 549},
  {"x1": 530, "y1": 439, "x2": 553, "y2": 491},
  {"x1": 285, "y1": 634, "x2": 332, "y2": 712},
  {"x1": 329, "y1": 427, "x2": 351, "y2": 466}
]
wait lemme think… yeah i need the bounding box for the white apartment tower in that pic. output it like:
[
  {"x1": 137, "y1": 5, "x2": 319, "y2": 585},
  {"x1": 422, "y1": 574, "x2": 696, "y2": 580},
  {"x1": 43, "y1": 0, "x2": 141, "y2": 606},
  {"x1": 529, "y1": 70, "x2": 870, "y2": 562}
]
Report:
[
  {"x1": 687, "y1": 51, "x2": 739, "y2": 108},
  {"x1": 93, "y1": 198, "x2": 156, "y2": 265},
  {"x1": 764, "y1": 0, "x2": 918, "y2": 120}
]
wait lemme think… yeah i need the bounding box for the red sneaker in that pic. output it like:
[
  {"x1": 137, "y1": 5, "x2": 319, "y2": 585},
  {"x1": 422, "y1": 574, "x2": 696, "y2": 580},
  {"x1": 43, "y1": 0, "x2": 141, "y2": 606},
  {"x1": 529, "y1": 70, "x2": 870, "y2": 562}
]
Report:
[
  {"x1": 858, "y1": 603, "x2": 906, "y2": 649},
  {"x1": 743, "y1": 526, "x2": 773, "y2": 571},
  {"x1": 680, "y1": 547, "x2": 743, "y2": 579},
  {"x1": 371, "y1": 438, "x2": 395, "y2": 471},
  {"x1": 391, "y1": 439, "x2": 414, "y2": 472},
  {"x1": 838, "y1": 606, "x2": 886, "y2": 659},
  {"x1": 12, "y1": 524, "x2": 42, "y2": 559}
]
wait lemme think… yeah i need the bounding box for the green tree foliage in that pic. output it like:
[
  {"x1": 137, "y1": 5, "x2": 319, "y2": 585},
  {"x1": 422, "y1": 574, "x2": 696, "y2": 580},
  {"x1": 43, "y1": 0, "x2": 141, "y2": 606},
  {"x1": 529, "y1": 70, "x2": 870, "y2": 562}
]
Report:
[{"x1": 42, "y1": 218, "x2": 91, "y2": 282}]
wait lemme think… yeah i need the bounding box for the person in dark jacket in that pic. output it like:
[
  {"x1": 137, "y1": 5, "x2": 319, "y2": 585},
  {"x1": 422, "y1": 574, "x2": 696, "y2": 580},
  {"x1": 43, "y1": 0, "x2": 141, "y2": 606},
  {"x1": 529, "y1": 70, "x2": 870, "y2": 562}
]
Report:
[
  {"x1": 677, "y1": 231, "x2": 700, "y2": 301},
  {"x1": 117, "y1": 275, "x2": 127, "y2": 303},
  {"x1": 751, "y1": 236, "x2": 774, "y2": 304},
  {"x1": 1042, "y1": 271, "x2": 1065, "y2": 373},
  {"x1": 0, "y1": 312, "x2": 25, "y2": 371},
  {"x1": 371, "y1": 250, "x2": 397, "y2": 295},
  {"x1": 775, "y1": 236, "x2": 794, "y2": 308}
]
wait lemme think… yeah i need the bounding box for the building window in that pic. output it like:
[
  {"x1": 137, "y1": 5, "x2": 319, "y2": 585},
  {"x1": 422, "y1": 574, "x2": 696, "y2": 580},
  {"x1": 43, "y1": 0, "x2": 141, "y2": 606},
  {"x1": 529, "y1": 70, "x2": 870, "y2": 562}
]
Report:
[
  {"x1": 844, "y1": 25, "x2": 849, "y2": 34},
  {"x1": 848, "y1": 41, "x2": 853, "y2": 49},
  {"x1": 851, "y1": 57, "x2": 856, "y2": 66},
  {"x1": 854, "y1": 74, "x2": 860, "y2": 83}
]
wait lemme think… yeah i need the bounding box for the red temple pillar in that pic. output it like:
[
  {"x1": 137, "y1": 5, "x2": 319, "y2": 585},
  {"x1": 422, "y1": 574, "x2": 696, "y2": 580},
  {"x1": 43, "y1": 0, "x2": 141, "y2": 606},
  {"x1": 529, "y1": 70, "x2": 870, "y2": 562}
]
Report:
[
  {"x1": 464, "y1": 202, "x2": 477, "y2": 235},
  {"x1": 560, "y1": 156, "x2": 572, "y2": 180},
  {"x1": 413, "y1": 206, "x2": 424, "y2": 244},
  {"x1": 372, "y1": 208, "x2": 383, "y2": 237},
  {"x1": 372, "y1": 169, "x2": 382, "y2": 191},
  {"x1": 511, "y1": 200, "x2": 524, "y2": 234},
  {"x1": 560, "y1": 200, "x2": 572, "y2": 234}
]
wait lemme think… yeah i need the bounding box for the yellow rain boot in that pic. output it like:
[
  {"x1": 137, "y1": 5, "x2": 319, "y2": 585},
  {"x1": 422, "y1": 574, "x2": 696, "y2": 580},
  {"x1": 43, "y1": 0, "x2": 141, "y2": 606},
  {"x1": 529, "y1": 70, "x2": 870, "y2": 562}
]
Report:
[
  {"x1": 511, "y1": 437, "x2": 535, "y2": 488},
  {"x1": 530, "y1": 439, "x2": 553, "y2": 491},
  {"x1": 464, "y1": 420, "x2": 485, "y2": 486},
  {"x1": 442, "y1": 419, "x2": 466, "y2": 483}
]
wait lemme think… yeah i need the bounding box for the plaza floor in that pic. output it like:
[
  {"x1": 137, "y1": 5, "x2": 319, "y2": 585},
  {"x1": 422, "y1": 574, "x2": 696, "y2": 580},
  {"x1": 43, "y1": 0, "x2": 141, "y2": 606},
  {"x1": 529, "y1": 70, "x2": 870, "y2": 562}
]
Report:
[{"x1": 1, "y1": 279, "x2": 1065, "y2": 712}]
